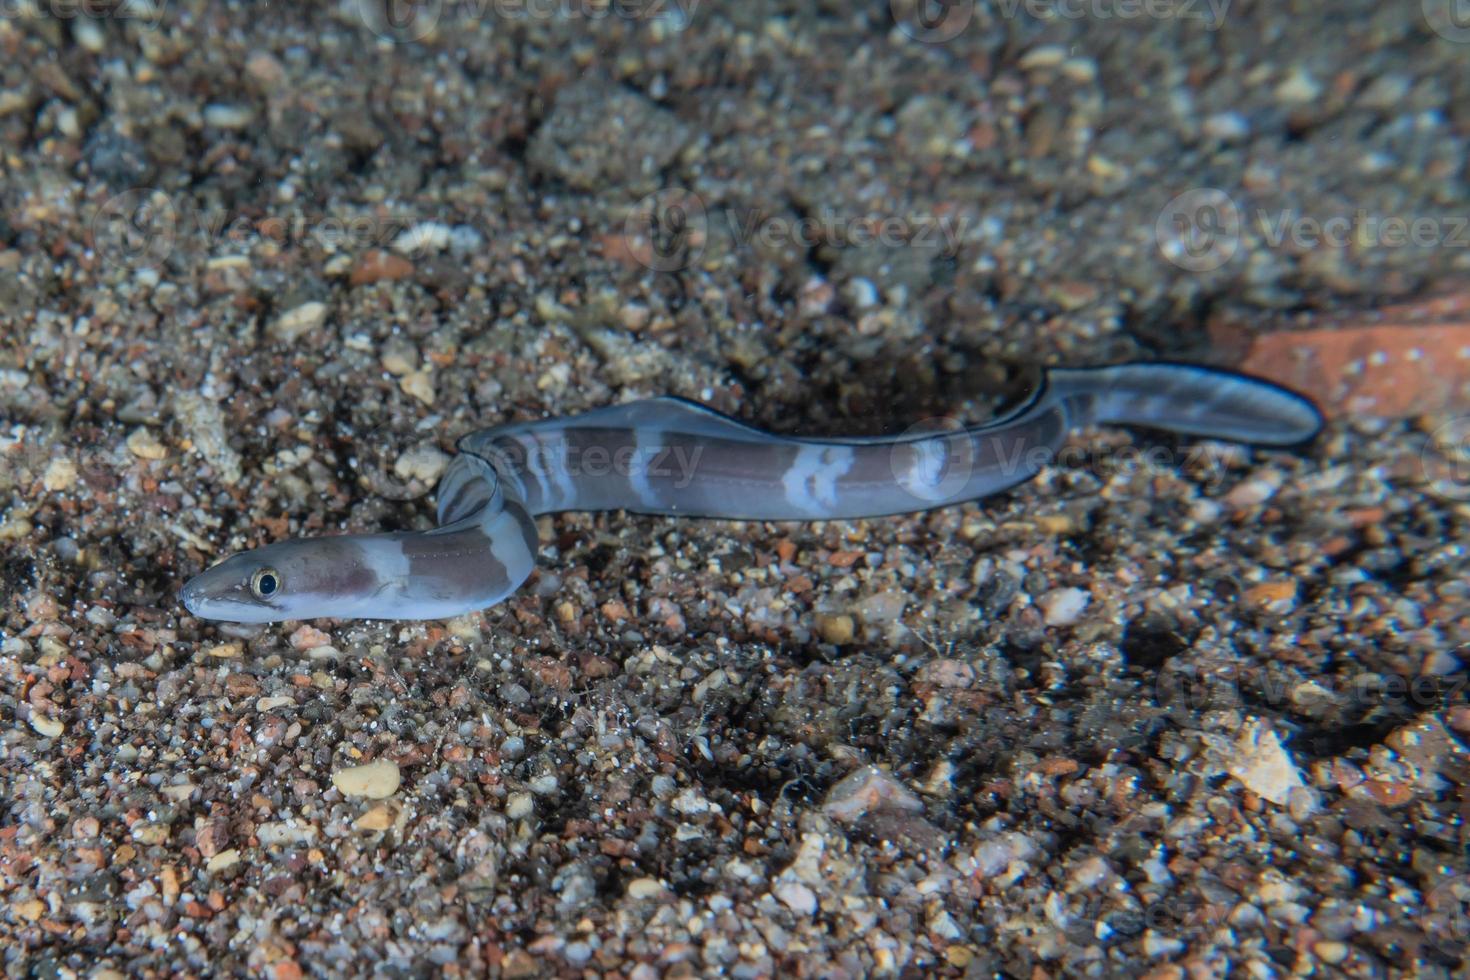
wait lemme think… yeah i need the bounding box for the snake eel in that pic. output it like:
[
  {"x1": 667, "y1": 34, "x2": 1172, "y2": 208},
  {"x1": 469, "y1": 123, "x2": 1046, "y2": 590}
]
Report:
[{"x1": 180, "y1": 363, "x2": 1321, "y2": 623}]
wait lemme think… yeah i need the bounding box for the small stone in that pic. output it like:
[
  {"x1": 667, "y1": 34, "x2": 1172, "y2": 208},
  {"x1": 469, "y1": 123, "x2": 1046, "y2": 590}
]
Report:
[
  {"x1": 1226, "y1": 719, "x2": 1307, "y2": 806},
  {"x1": 205, "y1": 849, "x2": 241, "y2": 873},
  {"x1": 350, "y1": 249, "x2": 415, "y2": 285},
  {"x1": 270, "y1": 301, "x2": 329, "y2": 343},
  {"x1": 205, "y1": 642, "x2": 243, "y2": 659},
  {"x1": 1274, "y1": 68, "x2": 1322, "y2": 105},
  {"x1": 287, "y1": 625, "x2": 331, "y2": 651},
  {"x1": 28, "y1": 714, "x2": 63, "y2": 738},
  {"x1": 1203, "y1": 111, "x2": 1250, "y2": 140},
  {"x1": 774, "y1": 881, "x2": 817, "y2": 916},
  {"x1": 331, "y1": 759, "x2": 401, "y2": 799},
  {"x1": 13, "y1": 899, "x2": 44, "y2": 922},
  {"x1": 1313, "y1": 940, "x2": 1349, "y2": 965},
  {"x1": 506, "y1": 793, "x2": 534, "y2": 819},
  {"x1": 132, "y1": 823, "x2": 169, "y2": 844},
  {"x1": 1059, "y1": 57, "x2": 1097, "y2": 84},
  {"x1": 354, "y1": 803, "x2": 396, "y2": 832},
  {"x1": 394, "y1": 444, "x2": 450, "y2": 484},
  {"x1": 1243, "y1": 579, "x2": 1298, "y2": 612},
  {"x1": 814, "y1": 613, "x2": 855, "y2": 645},
  {"x1": 126, "y1": 428, "x2": 167, "y2": 460},
  {"x1": 42, "y1": 458, "x2": 77, "y2": 492},
  {"x1": 392, "y1": 222, "x2": 452, "y2": 254},
  {"x1": 399, "y1": 371, "x2": 435, "y2": 406},
  {"x1": 823, "y1": 765, "x2": 924, "y2": 821},
  {"x1": 72, "y1": 17, "x2": 105, "y2": 52},
  {"x1": 203, "y1": 104, "x2": 254, "y2": 129},
  {"x1": 1018, "y1": 44, "x2": 1067, "y2": 71},
  {"x1": 627, "y1": 877, "x2": 664, "y2": 899},
  {"x1": 1223, "y1": 469, "x2": 1282, "y2": 508},
  {"x1": 1039, "y1": 587, "x2": 1090, "y2": 626}
]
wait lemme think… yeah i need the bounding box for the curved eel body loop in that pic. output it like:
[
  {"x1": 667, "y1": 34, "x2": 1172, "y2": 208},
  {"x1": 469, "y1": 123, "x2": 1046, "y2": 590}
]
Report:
[{"x1": 180, "y1": 363, "x2": 1321, "y2": 623}]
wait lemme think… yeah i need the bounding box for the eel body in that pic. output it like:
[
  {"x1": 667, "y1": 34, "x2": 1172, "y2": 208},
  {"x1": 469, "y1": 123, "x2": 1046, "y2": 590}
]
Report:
[{"x1": 179, "y1": 363, "x2": 1321, "y2": 623}]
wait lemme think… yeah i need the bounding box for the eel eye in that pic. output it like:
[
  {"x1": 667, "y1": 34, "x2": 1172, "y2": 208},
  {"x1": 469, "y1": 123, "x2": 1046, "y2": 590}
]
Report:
[{"x1": 250, "y1": 568, "x2": 282, "y2": 599}]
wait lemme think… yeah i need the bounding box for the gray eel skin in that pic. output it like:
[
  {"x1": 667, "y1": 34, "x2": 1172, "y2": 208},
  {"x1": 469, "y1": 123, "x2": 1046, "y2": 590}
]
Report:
[{"x1": 180, "y1": 362, "x2": 1322, "y2": 623}]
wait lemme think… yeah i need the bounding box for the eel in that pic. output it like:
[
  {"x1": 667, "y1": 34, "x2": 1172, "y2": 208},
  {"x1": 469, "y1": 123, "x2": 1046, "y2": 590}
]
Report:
[{"x1": 179, "y1": 362, "x2": 1321, "y2": 623}]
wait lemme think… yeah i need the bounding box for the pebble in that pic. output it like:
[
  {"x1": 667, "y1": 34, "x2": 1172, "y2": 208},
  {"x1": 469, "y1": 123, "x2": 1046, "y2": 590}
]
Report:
[
  {"x1": 506, "y1": 793, "x2": 534, "y2": 819},
  {"x1": 175, "y1": 391, "x2": 242, "y2": 485},
  {"x1": 203, "y1": 104, "x2": 254, "y2": 129},
  {"x1": 331, "y1": 759, "x2": 401, "y2": 799},
  {"x1": 270, "y1": 301, "x2": 329, "y2": 343},
  {"x1": 29, "y1": 714, "x2": 64, "y2": 738},
  {"x1": 205, "y1": 849, "x2": 241, "y2": 873},
  {"x1": 774, "y1": 881, "x2": 817, "y2": 916},
  {"x1": 627, "y1": 878, "x2": 664, "y2": 899},
  {"x1": 1018, "y1": 45, "x2": 1067, "y2": 71},
  {"x1": 814, "y1": 612, "x2": 855, "y2": 645},
  {"x1": 1225, "y1": 720, "x2": 1307, "y2": 806},
  {"x1": 350, "y1": 250, "x2": 415, "y2": 285},
  {"x1": 126, "y1": 428, "x2": 168, "y2": 460},
  {"x1": 42, "y1": 458, "x2": 77, "y2": 492},
  {"x1": 1203, "y1": 111, "x2": 1250, "y2": 140},
  {"x1": 1039, "y1": 587, "x2": 1090, "y2": 626},
  {"x1": 399, "y1": 371, "x2": 435, "y2": 407},
  {"x1": 394, "y1": 444, "x2": 450, "y2": 484},
  {"x1": 392, "y1": 222, "x2": 453, "y2": 255},
  {"x1": 823, "y1": 766, "x2": 923, "y2": 821},
  {"x1": 354, "y1": 804, "x2": 396, "y2": 832}
]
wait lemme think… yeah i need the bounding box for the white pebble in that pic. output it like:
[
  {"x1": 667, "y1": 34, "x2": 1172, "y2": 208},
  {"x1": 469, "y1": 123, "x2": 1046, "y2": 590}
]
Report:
[
  {"x1": 1040, "y1": 587, "x2": 1090, "y2": 626},
  {"x1": 331, "y1": 759, "x2": 401, "y2": 799}
]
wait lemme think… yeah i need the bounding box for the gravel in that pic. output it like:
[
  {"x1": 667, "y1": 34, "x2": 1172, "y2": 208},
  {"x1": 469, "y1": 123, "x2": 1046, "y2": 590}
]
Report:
[{"x1": 1, "y1": 2, "x2": 1468, "y2": 977}]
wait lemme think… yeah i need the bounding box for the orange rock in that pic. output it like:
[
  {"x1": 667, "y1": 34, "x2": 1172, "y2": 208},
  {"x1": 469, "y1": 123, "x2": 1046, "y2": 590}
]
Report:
[
  {"x1": 1244, "y1": 579, "x2": 1298, "y2": 607},
  {"x1": 350, "y1": 249, "x2": 415, "y2": 285},
  {"x1": 1216, "y1": 292, "x2": 1470, "y2": 418}
]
